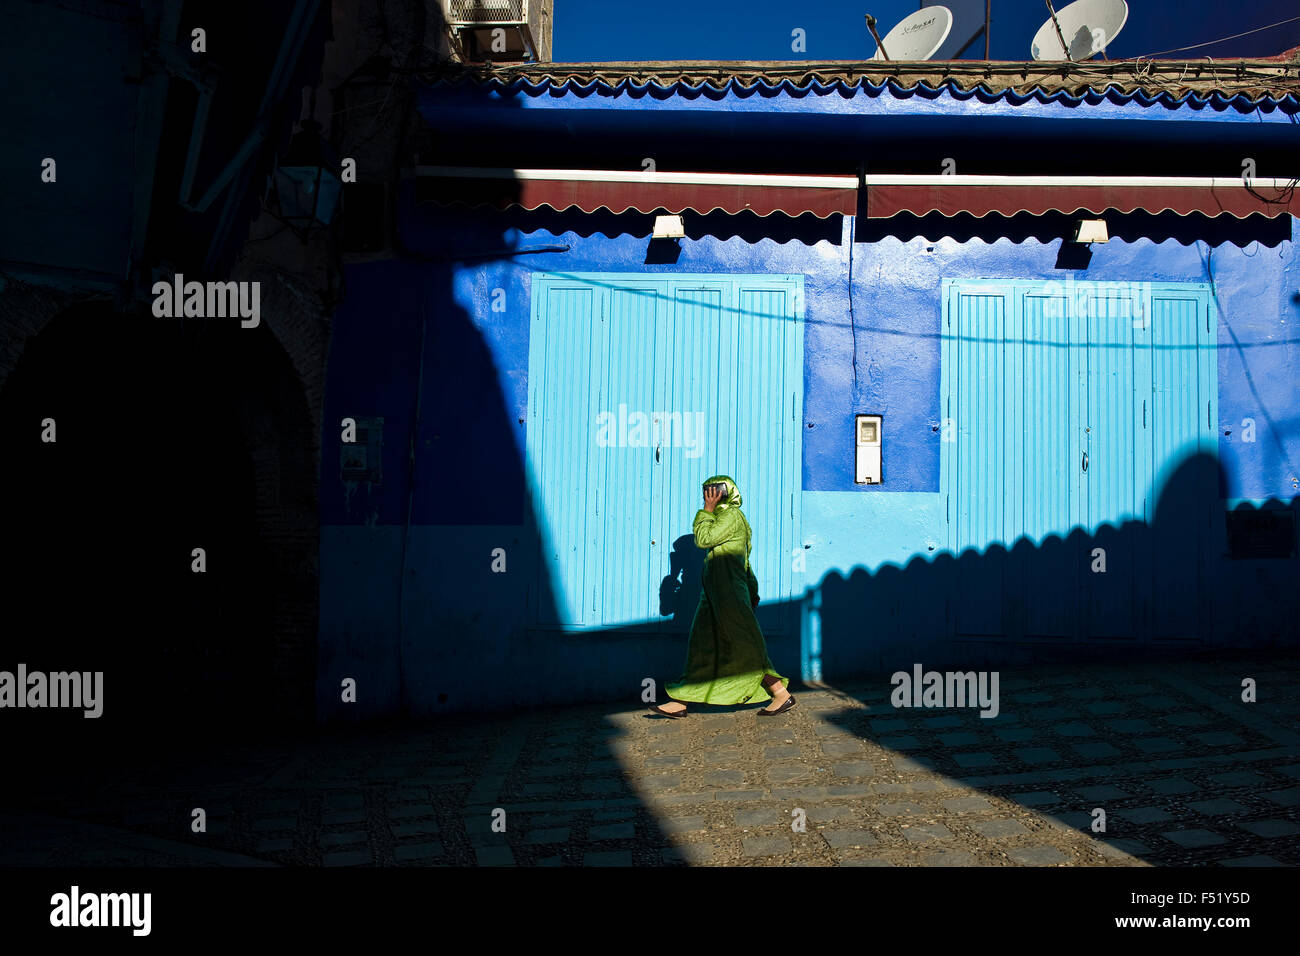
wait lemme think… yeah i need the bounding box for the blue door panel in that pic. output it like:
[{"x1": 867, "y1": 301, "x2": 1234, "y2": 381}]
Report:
[
  {"x1": 1084, "y1": 290, "x2": 1140, "y2": 640},
  {"x1": 529, "y1": 273, "x2": 803, "y2": 633},
  {"x1": 1149, "y1": 291, "x2": 1215, "y2": 640},
  {"x1": 530, "y1": 283, "x2": 598, "y2": 625},
  {"x1": 951, "y1": 288, "x2": 1010, "y2": 637},
  {"x1": 1019, "y1": 289, "x2": 1079, "y2": 639},
  {"x1": 943, "y1": 279, "x2": 1216, "y2": 643},
  {"x1": 599, "y1": 284, "x2": 662, "y2": 626}
]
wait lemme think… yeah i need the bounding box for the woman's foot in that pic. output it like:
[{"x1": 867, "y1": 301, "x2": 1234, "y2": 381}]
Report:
[
  {"x1": 759, "y1": 676, "x2": 791, "y2": 713},
  {"x1": 760, "y1": 689, "x2": 792, "y2": 713}
]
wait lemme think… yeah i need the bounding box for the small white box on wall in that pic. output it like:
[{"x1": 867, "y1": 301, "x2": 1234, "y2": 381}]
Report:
[{"x1": 855, "y1": 414, "x2": 882, "y2": 484}]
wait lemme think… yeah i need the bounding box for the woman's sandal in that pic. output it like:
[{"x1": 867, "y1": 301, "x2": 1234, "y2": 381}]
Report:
[
  {"x1": 757, "y1": 694, "x2": 796, "y2": 716},
  {"x1": 649, "y1": 703, "x2": 688, "y2": 719}
]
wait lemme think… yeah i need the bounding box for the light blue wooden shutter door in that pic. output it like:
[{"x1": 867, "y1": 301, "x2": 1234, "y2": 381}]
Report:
[
  {"x1": 948, "y1": 285, "x2": 1011, "y2": 637},
  {"x1": 1082, "y1": 287, "x2": 1143, "y2": 640},
  {"x1": 945, "y1": 279, "x2": 1216, "y2": 644},
  {"x1": 737, "y1": 280, "x2": 802, "y2": 635},
  {"x1": 655, "y1": 283, "x2": 729, "y2": 635},
  {"x1": 1018, "y1": 284, "x2": 1083, "y2": 639},
  {"x1": 597, "y1": 282, "x2": 665, "y2": 626},
  {"x1": 1147, "y1": 287, "x2": 1215, "y2": 641},
  {"x1": 530, "y1": 273, "x2": 802, "y2": 631},
  {"x1": 653, "y1": 277, "x2": 802, "y2": 636},
  {"x1": 528, "y1": 280, "x2": 600, "y2": 625}
]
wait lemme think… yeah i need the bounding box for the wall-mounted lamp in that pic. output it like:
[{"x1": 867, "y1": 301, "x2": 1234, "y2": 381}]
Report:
[
  {"x1": 653, "y1": 214, "x2": 685, "y2": 239},
  {"x1": 269, "y1": 119, "x2": 342, "y2": 241},
  {"x1": 1073, "y1": 219, "x2": 1109, "y2": 243},
  {"x1": 646, "y1": 214, "x2": 685, "y2": 264}
]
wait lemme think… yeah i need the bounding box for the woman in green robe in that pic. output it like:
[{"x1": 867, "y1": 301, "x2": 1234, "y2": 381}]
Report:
[{"x1": 650, "y1": 475, "x2": 796, "y2": 717}]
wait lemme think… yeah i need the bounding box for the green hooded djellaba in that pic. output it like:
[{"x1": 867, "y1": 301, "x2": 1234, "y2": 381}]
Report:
[{"x1": 665, "y1": 475, "x2": 789, "y2": 706}]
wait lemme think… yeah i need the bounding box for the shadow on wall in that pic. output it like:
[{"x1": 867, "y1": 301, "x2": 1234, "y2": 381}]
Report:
[
  {"x1": 521, "y1": 452, "x2": 1299, "y2": 721},
  {"x1": 323, "y1": 81, "x2": 583, "y2": 719},
  {"x1": 659, "y1": 534, "x2": 705, "y2": 629},
  {"x1": 809, "y1": 452, "x2": 1298, "y2": 681}
]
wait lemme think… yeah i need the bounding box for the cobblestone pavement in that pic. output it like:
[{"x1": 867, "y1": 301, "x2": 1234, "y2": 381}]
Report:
[{"x1": 6, "y1": 656, "x2": 1299, "y2": 867}]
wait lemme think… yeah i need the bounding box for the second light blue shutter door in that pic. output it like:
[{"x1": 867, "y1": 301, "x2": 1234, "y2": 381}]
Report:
[
  {"x1": 1148, "y1": 290, "x2": 1213, "y2": 641},
  {"x1": 1018, "y1": 286, "x2": 1081, "y2": 639},
  {"x1": 952, "y1": 287, "x2": 1010, "y2": 637},
  {"x1": 947, "y1": 280, "x2": 1216, "y2": 645},
  {"x1": 1083, "y1": 289, "x2": 1142, "y2": 641},
  {"x1": 737, "y1": 281, "x2": 800, "y2": 635}
]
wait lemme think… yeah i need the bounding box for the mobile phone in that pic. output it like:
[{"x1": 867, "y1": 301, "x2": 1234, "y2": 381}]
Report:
[{"x1": 705, "y1": 482, "x2": 729, "y2": 500}]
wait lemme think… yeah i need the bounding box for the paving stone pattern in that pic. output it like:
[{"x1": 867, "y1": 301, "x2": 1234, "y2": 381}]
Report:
[{"x1": 8, "y1": 658, "x2": 1300, "y2": 867}]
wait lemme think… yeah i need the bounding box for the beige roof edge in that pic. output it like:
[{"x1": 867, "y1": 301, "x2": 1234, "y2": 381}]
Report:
[
  {"x1": 476, "y1": 55, "x2": 1300, "y2": 70},
  {"x1": 428, "y1": 53, "x2": 1300, "y2": 97}
]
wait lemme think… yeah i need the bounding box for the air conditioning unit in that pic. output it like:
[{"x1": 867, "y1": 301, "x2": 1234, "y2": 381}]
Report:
[{"x1": 446, "y1": 0, "x2": 547, "y2": 63}]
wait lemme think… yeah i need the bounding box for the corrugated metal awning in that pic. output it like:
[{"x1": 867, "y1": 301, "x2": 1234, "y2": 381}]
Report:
[
  {"x1": 415, "y1": 168, "x2": 1299, "y2": 221},
  {"x1": 415, "y1": 167, "x2": 859, "y2": 218},
  {"x1": 863, "y1": 175, "x2": 1300, "y2": 219}
]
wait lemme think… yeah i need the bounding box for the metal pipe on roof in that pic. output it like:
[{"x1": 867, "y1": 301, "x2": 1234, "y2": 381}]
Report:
[
  {"x1": 865, "y1": 15, "x2": 890, "y2": 61},
  {"x1": 986, "y1": 0, "x2": 992, "y2": 60},
  {"x1": 1045, "y1": 0, "x2": 1073, "y2": 62}
]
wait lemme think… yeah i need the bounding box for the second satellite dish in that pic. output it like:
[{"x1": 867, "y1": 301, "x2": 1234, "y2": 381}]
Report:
[
  {"x1": 870, "y1": 5, "x2": 955, "y2": 61},
  {"x1": 1031, "y1": 0, "x2": 1129, "y2": 61}
]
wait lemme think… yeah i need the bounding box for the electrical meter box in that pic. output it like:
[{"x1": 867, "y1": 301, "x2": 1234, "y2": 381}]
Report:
[{"x1": 855, "y1": 414, "x2": 882, "y2": 484}]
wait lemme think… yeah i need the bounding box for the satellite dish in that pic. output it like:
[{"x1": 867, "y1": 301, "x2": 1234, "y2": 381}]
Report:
[
  {"x1": 922, "y1": 0, "x2": 989, "y2": 60},
  {"x1": 870, "y1": 6, "x2": 955, "y2": 61},
  {"x1": 1031, "y1": 0, "x2": 1129, "y2": 61}
]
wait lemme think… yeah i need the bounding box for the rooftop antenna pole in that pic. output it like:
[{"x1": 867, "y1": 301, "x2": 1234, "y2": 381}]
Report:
[
  {"x1": 1045, "y1": 0, "x2": 1073, "y2": 61},
  {"x1": 865, "y1": 14, "x2": 891, "y2": 60},
  {"x1": 1031, "y1": 0, "x2": 1126, "y2": 64}
]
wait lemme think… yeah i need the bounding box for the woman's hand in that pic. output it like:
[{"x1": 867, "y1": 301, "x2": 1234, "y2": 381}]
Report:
[{"x1": 703, "y1": 484, "x2": 724, "y2": 513}]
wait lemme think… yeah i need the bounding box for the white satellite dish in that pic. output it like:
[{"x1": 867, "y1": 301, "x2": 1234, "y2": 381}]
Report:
[
  {"x1": 1031, "y1": 0, "x2": 1129, "y2": 61},
  {"x1": 870, "y1": 6, "x2": 955, "y2": 61}
]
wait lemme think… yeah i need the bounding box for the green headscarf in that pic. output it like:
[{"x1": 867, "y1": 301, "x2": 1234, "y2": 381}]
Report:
[{"x1": 702, "y1": 474, "x2": 742, "y2": 511}]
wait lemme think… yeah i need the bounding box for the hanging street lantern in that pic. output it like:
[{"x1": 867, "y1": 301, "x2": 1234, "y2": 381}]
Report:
[{"x1": 269, "y1": 118, "x2": 341, "y2": 239}]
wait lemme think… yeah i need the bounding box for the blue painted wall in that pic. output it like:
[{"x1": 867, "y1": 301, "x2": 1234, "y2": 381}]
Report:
[{"x1": 318, "y1": 88, "x2": 1300, "y2": 721}]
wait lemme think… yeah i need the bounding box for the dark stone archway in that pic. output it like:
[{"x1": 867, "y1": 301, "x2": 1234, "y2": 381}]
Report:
[{"x1": 0, "y1": 298, "x2": 318, "y2": 784}]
